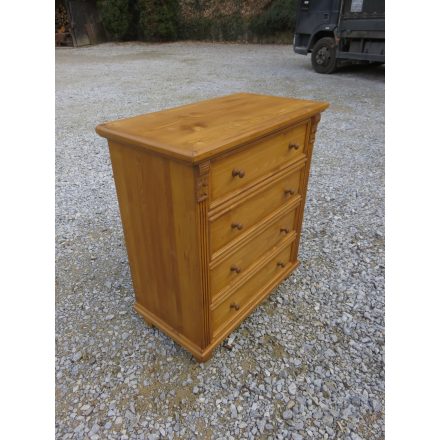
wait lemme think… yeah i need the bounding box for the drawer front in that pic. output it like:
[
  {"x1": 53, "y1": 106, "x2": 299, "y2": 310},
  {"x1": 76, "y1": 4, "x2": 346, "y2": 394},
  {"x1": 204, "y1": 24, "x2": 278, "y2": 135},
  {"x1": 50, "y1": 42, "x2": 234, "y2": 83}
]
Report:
[
  {"x1": 210, "y1": 209, "x2": 297, "y2": 299},
  {"x1": 210, "y1": 122, "x2": 308, "y2": 202},
  {"x1": 209, "y1": 167, "x2": 302, "y2": 255},
  {"x1": 212, "y1": 244, "x2": 292, "y2": 334}
]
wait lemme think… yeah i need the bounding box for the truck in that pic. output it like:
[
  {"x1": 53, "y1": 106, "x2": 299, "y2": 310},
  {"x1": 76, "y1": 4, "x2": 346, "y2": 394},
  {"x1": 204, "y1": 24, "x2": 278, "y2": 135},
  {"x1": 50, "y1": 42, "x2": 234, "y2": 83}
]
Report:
[{"x1": 293, "y1": 0, "x2": 385, "y2": 73}]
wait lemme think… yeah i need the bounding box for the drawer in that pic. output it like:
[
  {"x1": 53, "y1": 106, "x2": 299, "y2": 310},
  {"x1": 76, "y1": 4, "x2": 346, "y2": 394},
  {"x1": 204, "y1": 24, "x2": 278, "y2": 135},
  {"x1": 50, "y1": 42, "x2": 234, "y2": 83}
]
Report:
[
  {"x1": 210, "y1": 122, "x2": 308, "y2": 202},
  {"x1": 212, "y1": 244, "x2": 292, "y2": 335},
  {"x1": 209, "y1": 167, "x2": 302, "y2": 255},
  {"x1": 210, "y1": 209, "x2": 297, "y2": 299}
]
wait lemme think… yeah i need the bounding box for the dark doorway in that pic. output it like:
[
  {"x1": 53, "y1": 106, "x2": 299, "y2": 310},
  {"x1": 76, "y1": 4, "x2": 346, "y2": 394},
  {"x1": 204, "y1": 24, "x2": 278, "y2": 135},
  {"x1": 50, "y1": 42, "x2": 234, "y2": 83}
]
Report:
[{"x1": 56, "y1": 0, "x2": 106, "y2": 47}]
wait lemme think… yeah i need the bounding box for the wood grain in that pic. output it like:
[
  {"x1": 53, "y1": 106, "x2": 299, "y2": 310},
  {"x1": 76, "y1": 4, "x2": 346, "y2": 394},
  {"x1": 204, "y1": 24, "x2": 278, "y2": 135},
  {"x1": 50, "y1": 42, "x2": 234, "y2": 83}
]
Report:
[
  {"x1": 210, "y1": 209, "x2": 298, "y2": 299},
  {"x1": 210, "y1": 120, "x2": 308, "y2": 201},
  {"x1": 291, "y1": 113, "x2": 322, "y2": 263},
  {"x1": 209, "y1": 167, "x2": 303, "y2": 255},
  {"x1": 108, "y1": 142, "x2": 204, "y2": 348},
  {"x1": 96, "y1": 93, "x2": 328, "y2": 163},
  {"x1": 96, "y1": 93, "x2": 328, "y2": 362},
  {"x1": 195, "y1": 161, "x2": 212, "y2": 349},
  {"x1": 212, "y1": 243, "x2": 293, "y2": 336}
]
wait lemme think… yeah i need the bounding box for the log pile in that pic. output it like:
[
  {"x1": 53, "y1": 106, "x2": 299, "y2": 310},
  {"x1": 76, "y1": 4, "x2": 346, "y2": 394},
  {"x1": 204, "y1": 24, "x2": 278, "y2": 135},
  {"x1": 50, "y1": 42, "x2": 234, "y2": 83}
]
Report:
[
  {"x1": 56, "y1": 4, "x2": 70, "y2": 33},
  {"x1": 55, "y1": 4, "x2": 73, "y2": 46}
]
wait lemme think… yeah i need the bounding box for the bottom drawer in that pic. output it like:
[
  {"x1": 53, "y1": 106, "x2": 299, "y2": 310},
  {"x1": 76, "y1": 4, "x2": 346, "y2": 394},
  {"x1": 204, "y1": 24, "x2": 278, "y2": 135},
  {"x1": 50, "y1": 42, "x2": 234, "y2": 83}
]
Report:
[{"x1": 212, "y1": 243, "x2": 293, "y2": 335}]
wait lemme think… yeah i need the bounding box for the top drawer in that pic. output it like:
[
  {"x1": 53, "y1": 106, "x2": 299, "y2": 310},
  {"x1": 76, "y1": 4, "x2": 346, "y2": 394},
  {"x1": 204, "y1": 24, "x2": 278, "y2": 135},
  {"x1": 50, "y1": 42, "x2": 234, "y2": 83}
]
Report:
[{"x1": 210, "y1": 121, "x2": 308, "y2": 202}]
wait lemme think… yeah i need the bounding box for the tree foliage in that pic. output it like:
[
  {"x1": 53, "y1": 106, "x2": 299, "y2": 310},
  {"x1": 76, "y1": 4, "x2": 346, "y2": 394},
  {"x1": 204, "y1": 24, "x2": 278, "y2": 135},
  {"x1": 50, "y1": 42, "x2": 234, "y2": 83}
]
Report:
[
  {"x1": 98, "y1": 0, "x2": 133, "y2": 40},
  {"x1": 250, "y1": 0, "x2": 297, "y2": 36},
  {"x1": 96, "y1": 0, "x2": 298, "y2": 42},
  {"x1": 138, "y1": 0, "x2": 180, "y2": 41}
]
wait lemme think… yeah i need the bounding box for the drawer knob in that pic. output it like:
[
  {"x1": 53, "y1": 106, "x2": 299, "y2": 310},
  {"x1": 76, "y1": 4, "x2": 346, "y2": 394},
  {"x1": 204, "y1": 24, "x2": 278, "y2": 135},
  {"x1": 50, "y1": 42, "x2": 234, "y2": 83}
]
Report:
[
  {"x1": 232, "y1": 168, "x2": 246, "y2": 178},
  {"x1": 289, "y1": 142, "x2": 300, "y2": 150},
  {"x1": 284, "y1": 189, "x2": 295, "y2": 196},
  {"x1": 231, "y1": 222, "x2": 243, "y2": 230},
  {"x1": 277, "y1": 261, "x2": 286, "y2": 268},
  {"x1": 230, "y1": 265, "x2": 241, "y2": 273},
  {"x1": 280, "y1": 228, "x2": 289, "y2": 234},
  {"x1": 230, "y1": 303, "x2": 240, "y2": 311}
]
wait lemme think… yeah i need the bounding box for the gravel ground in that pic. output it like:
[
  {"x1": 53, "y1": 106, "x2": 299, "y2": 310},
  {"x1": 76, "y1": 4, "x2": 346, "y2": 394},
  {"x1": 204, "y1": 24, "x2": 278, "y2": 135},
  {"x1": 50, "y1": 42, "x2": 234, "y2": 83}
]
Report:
[{"x1": 56, "y1": 42, "x2": 384, "y2": 440}]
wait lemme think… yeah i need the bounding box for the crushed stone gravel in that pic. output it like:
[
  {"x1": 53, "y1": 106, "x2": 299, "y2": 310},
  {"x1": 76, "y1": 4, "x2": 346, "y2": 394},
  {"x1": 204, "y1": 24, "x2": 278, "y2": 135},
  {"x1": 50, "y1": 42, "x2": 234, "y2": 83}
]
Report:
[{"x1": 56, "y1": 42, "x2": 384, "y2": 439}]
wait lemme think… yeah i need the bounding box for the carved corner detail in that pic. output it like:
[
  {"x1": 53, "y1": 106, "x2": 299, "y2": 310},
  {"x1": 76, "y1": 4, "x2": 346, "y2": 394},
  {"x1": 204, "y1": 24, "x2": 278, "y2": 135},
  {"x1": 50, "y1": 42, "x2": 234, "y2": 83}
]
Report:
[
  {"x1": 308, "y1": 113, "x2": 321, "y2": 148},
  {"x1": 196, "y1": 161, "x2": 210, "y2": 202}
]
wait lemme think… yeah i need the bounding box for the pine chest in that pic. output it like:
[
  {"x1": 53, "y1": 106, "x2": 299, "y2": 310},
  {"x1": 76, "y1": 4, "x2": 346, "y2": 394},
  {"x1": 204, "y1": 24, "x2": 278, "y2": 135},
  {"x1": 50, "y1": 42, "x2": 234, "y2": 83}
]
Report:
[{"x1": 96, "y1": 93, "x2": 328, "y2": 361}]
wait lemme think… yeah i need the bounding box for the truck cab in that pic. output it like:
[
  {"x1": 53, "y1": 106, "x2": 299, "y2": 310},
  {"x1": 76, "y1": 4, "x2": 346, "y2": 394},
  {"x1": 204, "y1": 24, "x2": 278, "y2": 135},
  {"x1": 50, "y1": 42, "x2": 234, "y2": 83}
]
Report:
[{"x1": 294, "y1": 0, "x2": 385, "y2": 73}]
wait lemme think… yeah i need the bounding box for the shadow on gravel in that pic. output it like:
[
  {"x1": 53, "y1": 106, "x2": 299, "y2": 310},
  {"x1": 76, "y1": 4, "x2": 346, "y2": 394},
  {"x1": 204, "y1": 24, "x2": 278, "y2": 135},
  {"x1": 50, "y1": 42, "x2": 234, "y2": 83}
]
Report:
[
  {"x1": 334, "y1": 63, "x2": 385, "y2": 81},
  {"x1": 290, "y1": 59, "x2": 385, "y2": 82}
]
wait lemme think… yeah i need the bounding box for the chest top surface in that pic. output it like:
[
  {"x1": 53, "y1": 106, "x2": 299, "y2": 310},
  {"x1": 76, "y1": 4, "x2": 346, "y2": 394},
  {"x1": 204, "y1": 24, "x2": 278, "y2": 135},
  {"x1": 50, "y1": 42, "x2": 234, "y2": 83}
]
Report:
[{"x1": 96, "y1": 93, "x2": 328, "y2": 164}]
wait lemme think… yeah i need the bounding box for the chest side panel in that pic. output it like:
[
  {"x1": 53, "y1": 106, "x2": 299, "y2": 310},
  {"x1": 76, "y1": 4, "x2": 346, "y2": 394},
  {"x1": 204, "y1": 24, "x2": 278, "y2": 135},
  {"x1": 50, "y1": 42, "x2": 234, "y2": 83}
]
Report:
[{"x1": 108, "y1": 142, "x2": 204, "y2": 348}]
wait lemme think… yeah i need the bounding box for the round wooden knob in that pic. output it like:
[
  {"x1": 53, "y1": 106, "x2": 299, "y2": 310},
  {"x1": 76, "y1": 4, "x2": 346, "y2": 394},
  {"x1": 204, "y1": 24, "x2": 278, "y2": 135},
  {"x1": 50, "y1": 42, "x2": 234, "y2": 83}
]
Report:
[
  {"x1": 231, "y1": 222, "x2": 243, "y2": 230},
  {"x1": 288, "y1": 142, "x2": 300, "y2": 150},
  {"x1": 277, "y1": 261, "x2": 286, "y2": 268},
  {"x1": 230, "y1": 265, "x2": 241, "y2": 273},
  {"x1": 232, "y1": 168, "x2": 245, "y2": 178},
  {"x1": 230, "y1": 303, "x2": 240, "y2": 311},
  {"x1": 284, "y1": 189, "x2": 295, "y2": 196},
  {"x1": 280, "y1": 228, "x2": 289, "y2": 234}
]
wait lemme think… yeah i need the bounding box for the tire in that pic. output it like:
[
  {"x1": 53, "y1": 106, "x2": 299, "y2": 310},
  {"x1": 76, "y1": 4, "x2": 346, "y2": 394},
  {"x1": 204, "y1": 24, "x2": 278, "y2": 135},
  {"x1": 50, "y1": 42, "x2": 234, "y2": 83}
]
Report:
[{"x1": 311, "y1": 37, "x2": 337, "y2": 74}]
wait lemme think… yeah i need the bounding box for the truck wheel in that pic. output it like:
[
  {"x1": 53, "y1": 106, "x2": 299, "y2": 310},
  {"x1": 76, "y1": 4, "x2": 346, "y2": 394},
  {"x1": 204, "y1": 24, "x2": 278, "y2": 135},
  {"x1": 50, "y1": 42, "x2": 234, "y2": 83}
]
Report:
[{"x1": 312, "y1": 37, "x2": 337, "y2": 74}]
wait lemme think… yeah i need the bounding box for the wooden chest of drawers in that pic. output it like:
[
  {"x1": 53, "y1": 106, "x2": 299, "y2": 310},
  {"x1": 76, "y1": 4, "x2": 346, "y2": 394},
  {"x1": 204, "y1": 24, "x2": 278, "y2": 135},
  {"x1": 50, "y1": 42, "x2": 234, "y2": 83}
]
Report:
[{"x1": 96, "y1": 93, "x2": 328, "y2": 361}]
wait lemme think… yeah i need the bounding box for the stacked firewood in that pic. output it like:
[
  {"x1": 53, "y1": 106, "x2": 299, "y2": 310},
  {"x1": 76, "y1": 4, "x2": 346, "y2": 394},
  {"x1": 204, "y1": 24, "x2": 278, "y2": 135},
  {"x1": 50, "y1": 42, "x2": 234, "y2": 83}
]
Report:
[
  {"x1": 56, "y1": 4, "x2": 70, "y2": 33},
  {"x1": 55, "y1": 3, "x2": 74, "y2": 46}
]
